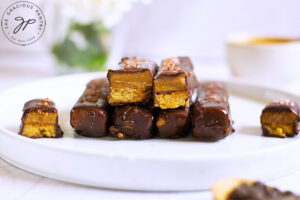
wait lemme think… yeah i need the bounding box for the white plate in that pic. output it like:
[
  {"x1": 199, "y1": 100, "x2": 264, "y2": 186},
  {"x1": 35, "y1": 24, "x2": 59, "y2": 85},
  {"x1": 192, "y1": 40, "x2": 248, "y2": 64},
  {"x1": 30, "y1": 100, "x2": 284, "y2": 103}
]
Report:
[{"x1": 0, "y1": 72, "x2": 299, "y2": 191}]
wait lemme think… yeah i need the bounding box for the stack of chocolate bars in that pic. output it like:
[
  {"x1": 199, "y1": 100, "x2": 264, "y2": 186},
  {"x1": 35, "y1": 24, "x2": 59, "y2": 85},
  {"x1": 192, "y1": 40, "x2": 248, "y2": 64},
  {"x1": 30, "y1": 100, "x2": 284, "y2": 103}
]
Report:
[
  {"x1": 154, "y1": 57, "x2": 197, "y2": 138},
  {"x1": 70, "y1": 56, "x2": 234, "y2": 140},
  {"x1": 107, "y1": 57, "x2": 157, "y2": 139}
]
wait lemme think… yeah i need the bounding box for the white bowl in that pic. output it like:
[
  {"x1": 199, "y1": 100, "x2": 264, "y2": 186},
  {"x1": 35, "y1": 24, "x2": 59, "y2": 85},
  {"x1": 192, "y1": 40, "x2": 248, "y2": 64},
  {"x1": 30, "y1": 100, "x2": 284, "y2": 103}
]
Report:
[{"x1": 227, "y1": 35, "x2": 300, "y2": 83}]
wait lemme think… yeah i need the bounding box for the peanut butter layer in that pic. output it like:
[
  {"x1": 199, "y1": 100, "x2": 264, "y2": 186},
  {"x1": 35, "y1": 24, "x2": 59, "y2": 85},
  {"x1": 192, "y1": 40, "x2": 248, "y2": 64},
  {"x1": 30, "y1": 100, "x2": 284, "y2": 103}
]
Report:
[
  {"x1": 154, "y1": 91, "x2": 189, "y2": 109},
  {"x1": 261, "y1": 99, "x2": 299, "y2": 138},
  {"x1": 22, "y1": 124, "x2": 56, "y2": 138},
  {"x1": 153, "y1": 56, "x2": 197, "y2": 109},
  {"x1": 19, "y1": 98, "x2": 63, "y2": 138},
  {"x1": 107, "y1": 57, "x2": 157, "y2": 106}
]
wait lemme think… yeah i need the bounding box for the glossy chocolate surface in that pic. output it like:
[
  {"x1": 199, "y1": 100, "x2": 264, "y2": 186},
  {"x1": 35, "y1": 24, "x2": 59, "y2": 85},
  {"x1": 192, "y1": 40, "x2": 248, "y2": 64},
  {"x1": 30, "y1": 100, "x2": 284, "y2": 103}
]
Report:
[
  {"x1": 156, "y1": 107, "x2": 190, "y2": 138},
  {"x1": 107, "y1": 57, "x2": 157, "y2": 78},
  {"x1": 23, "y1": 98, "x2": 57, "y2": 113},
  {"x1": 118, "y1": 57, "x2": 157, "y2": 74},
  {"x1": 70, "y1": 78, "x2": 109, "y2": 137},
  {"x1": 110, "y1": 105, "x2": 153, "y2": 139},
  {"x1": 192, "y1": 82, "x2": 233, "y2": 140},
  {"x1": 262, "y1": 99, "x2": 299, "y2": 116}
]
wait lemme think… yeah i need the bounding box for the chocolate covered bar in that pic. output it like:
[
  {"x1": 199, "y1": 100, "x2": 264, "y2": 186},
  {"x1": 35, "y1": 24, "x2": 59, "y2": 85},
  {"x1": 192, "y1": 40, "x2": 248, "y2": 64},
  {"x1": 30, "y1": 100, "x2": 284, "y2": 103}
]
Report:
[
  {"x1": 153, "y1": 56, "x2": 197, "y2": 109},
  {"x1": 213, "y1": 178, "x2": 299, "y2": 200},
  {"x1": 19, "y1": 98, "x2": 63, "y2": 138},
  {"x1": 107, "y1": 57, "x2": 157, "y2": 106},
  {"x1": 109, "y1": 105, "x2": 153, "y2": 139},
  {"x1": 70, "y1": 78, "x2": 109, "y2": 137},
  {"x1": 156, "y1": 107, "x2": 190, "y2": 138},
  {"x1": 261, "y1": 99, "x2": 299, "y2": 138},
  {"x1": 192, "y1": 82, "x2": 233, "y2": 140}
]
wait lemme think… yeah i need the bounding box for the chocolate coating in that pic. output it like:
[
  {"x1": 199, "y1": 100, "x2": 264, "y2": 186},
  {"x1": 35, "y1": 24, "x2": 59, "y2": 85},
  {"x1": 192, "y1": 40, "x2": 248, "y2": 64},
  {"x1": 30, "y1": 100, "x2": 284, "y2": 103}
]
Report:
[
  {"x1": 70, "y1": 78, "x2": 110, "y2": 137},
  {"x1": 192, "y1": 82, "x2": 233, "y2": 141},
  {"x1": 261, "y1": 99, "x2": 299, "y2": 137},
  {"x1": 156, "y1": 107, "x2": 190, "y2": 138},
  {"x1": 229, "y1": 182, "x2": 299, "y2": 200},
  {"x1": 110, "y1": 105, "x2": 153, "y2": 139},
  {"x1": 19, "y1": 98, "x2": 63, "y2": 138},
  {"x1": 23, "y1": 98, "x2": 57, "y2": 113},
  {"x1": 119, "y1": 57, "x2": 157, "y2": 74}
]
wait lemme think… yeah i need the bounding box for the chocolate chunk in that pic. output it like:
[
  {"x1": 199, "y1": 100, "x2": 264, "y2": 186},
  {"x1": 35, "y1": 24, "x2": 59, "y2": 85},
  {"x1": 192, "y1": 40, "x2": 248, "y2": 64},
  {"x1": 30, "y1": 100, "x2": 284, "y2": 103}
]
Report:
[
  {"x1": 19, "y1": 98, "x2": 63, "y2": 138},
  {"x1": 153, "y1": 56, "x2": 197, "y2": 109},
  {"x1": 107, "y1": 57, "x2": 157, "y2": 106},
  {"x1": 261, "y1": 99, "x2": 299, "y2": 138},
  {"x1": 156, "y1": 107, "x2": 190, "y2": 138},
  {"x1": 70, "y1": 78, "x2": 110, "y2": 137},
  {"x1": 192, "y1": 82, "x2": 233, "y2": 140},
  {"x1": 110, "y1": 105, "x2": 153, "y2": 139},
  {"x1": 213, "y1": 178, "x2": 299, "y2": 200}
]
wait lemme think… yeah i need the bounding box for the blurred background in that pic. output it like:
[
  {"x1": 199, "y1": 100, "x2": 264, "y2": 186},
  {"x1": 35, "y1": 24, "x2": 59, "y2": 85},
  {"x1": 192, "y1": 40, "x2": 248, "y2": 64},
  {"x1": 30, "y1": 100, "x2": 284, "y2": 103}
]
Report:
[
  {"x1": 0, "y1": 1, "x2": 300, "y2": 198},
  {"x1": 0, "y1": 0, "x2": 300, "y2": 90}
]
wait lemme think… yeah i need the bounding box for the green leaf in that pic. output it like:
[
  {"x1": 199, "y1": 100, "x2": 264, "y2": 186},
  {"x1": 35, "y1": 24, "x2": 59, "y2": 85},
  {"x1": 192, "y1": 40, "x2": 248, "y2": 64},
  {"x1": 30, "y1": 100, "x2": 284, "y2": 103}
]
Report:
[{"x1": 51, "y1": 21, "x2": 109, "y2": 71}]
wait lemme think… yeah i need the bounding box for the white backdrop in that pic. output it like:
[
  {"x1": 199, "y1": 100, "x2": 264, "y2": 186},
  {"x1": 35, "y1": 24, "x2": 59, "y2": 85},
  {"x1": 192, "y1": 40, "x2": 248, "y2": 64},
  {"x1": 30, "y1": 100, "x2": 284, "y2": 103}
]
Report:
[
  {"x1": 117, "y1": 0, "x2": 300, "y2": 60},
  {"x1": 0, "y1": 0, "x2": 300, "y2": 69}
]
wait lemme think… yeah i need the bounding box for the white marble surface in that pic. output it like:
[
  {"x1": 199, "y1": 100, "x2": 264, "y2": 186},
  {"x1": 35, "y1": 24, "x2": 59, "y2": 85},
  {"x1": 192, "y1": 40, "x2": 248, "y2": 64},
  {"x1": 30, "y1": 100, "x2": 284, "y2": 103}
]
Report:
[{"x1": 0, "y1": 63, "x2": 300, "y2": 199}]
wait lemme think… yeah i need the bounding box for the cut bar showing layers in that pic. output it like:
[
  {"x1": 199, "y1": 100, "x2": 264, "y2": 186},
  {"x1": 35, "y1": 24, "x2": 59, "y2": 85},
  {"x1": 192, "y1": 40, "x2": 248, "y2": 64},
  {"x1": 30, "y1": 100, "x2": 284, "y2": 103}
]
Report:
[
  {"x1": 213, "y1": 178, "x2": 299, "y2": 200},
  {"x1": 70, "y1": 78, "x2": 110, "y2": 137},
  {"x1": 107, "y1": 57, "x2": 157, "y2": 106},
  {"x1": 261, "y1": 99, "x2": 299, "y2": 138},
  {"x1": 192, "y1": 82, "x2": 233, "y2": 140},
  {"x1": 109, "y1": 105, "x2": 153, "y2": 139},
  {"x1": 19, "y1": 98, "x2": 63, "y2": 138},
  {"x1": 153, "y1": 56, "x2": 197, "y2": 109}
]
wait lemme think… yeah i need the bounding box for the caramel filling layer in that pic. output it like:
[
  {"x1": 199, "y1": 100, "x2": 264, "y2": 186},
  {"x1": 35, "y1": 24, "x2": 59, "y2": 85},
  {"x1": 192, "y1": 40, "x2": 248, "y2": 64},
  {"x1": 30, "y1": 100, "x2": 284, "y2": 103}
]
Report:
[
  {"x1": 24, "y1": 112, "x2": 57, "y2": 124},
  {"x1": 261, "y1": 112, "x2": 297, "y2": 137},
  {"x1": 109, "y1": 71, "x2": 152, "y2": 103},
  {"x1": 154, "y1": 73, "x2": 186, "y2": 93}
]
